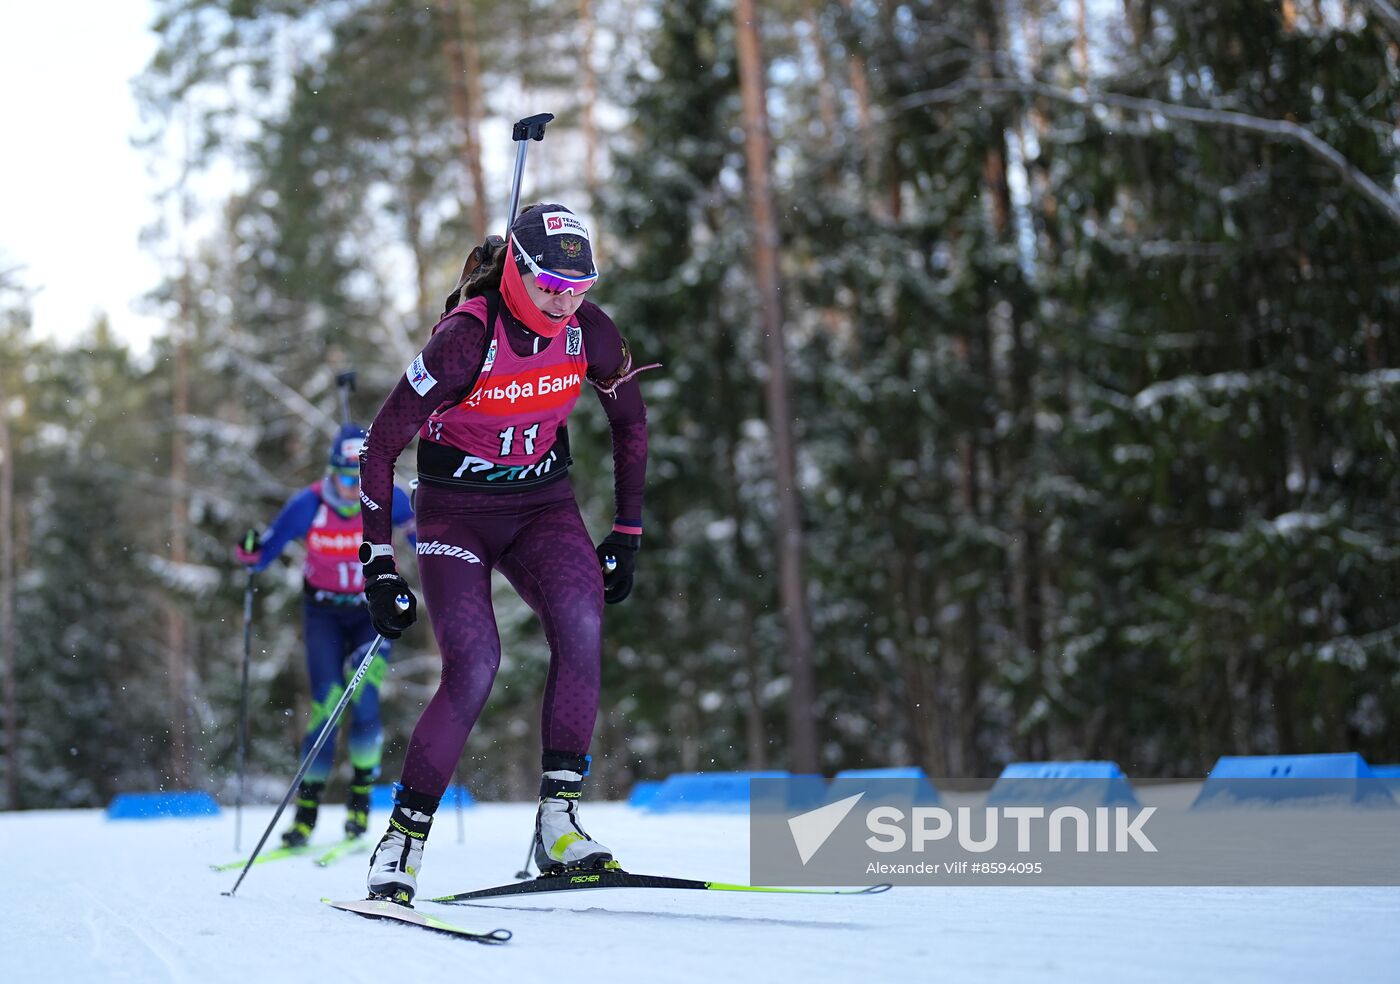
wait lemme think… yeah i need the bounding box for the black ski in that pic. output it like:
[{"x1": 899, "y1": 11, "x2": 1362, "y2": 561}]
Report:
[
  {"x1": 429, "y1": 870, "x2": 892, "y2": 903},
  {"x1": 322, "y1": 897, "x2": 512, "y2": 943}
]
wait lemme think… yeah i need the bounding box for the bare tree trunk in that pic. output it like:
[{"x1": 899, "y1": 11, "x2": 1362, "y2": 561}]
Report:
[
  {"x1": 1074, "y1": 0, "x2": 1089, "y2": 78},
  {"x1": 988, "y1": 0, "x2": 1048, "y2": 763},
  {"x1": 460, "y1": 3, "x2": 488, "y2": 237},
  {"x1": 440, "y1": 0, "x2": 489, "y2": 243},
  {"x1": 801, "y1": 3, "x2": 838, "y2": 137},
  {"x1": 733, "y1": 0, "x2": 820, "y2": 775},
  {"x1": 579, "y1": 0, "x2": 600, "y2": 195},
  {"x1": 579, "y1": 0, "x2": 603, "y2": 263},
  {"x1": 841, "y1": 0, "x2": 881, "y2": 212},
  {"x1": 1124, "y1": 0, "x2": 1154, "y2": 48},
  {"x1": 0, "y1": 391, "x2": 16, "y2": 809},
  {"x1": 439, "y1": 2, "x2": 471, "y2": 211},
  {"x1": 406, "y1": 175, "x2": 432, "y2": 325},
  {"x1": 983, "y1": 125, "x2": 1048, "y2": 759}
]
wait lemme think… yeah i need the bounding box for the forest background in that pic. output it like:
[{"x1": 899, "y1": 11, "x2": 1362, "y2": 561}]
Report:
[{"x1": 2, "y1": 0, "x2": 1398, "y2": 808}]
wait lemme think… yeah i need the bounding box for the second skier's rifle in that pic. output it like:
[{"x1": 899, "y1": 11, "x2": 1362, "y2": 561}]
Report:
[{"x1": 335, "y1": 370, "x2": 357, "y2": 425}]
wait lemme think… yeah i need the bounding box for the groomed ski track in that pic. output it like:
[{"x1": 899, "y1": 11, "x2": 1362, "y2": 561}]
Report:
[{"x1": 7, "y1": 802, "x2": 1396, "y2": 982}]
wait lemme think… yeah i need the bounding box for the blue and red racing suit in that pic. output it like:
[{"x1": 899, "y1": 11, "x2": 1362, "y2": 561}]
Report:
[{"x1": 252, "y1": 479, "x2": 414, "y2": 783}]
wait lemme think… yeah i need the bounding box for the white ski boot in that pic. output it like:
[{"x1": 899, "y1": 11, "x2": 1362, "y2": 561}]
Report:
[
  {"x1": 366, "y1": 787, "x2": 436, "y2": 904},
  {"x1": 532, "y1": 752, "x2": 616, "y2": 874}
]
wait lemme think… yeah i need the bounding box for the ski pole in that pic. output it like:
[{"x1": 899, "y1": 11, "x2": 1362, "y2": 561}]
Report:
[
  {"x1": 454, "y1": 763, "x2": 466, "y2": 845},
  {"x1": 335, "y1": 370, "x2": 357, "y2": 425},
  {"x1": 234, "y1": 528, "x2": 260, "y2": 852},
  {"x1": 442, "y1": 114, "x2": 554, "y2": 315},
  {"x1": 224, "y1": 595, "x2": 409, "y2": 898},
  {"x1": 505, "y1": 113, "x2": 554, "y2": 235},
  {"x1": 513, "y1": 833, "x2": 535, "y2": 881}
]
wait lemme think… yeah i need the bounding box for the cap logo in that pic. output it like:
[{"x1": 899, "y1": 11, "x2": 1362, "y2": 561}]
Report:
[
  {"x1": 560, "y1": 236, "x2": 585, "y2": 259},
  {"x1": 541, "y1": 211, "x2": 589, "y2": 240}
]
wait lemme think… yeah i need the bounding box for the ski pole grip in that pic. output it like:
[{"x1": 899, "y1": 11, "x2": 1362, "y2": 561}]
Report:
[
  {"x1": 336, "y1": 370, "x2": 358, "y2": 393},
  {"x1": 513, "y1": 113, "x2": 554, "y2": 142},
  {"x1": 243, "y1": 529, "x2": 261, "y2": 553}
]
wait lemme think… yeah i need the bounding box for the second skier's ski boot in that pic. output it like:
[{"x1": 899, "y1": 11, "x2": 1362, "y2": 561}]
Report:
[
  {"x1": 280, "y1": 781, "x2": 323, "y2": 848},
  {"x1": 532, "y1": 751, "x2": 616, "y2": 875},
  {"x1": 367, "y1": 786, "x2": 437, "y2": 904},
  {"x1": 345, "y1": 769, "x2": 373, "y2": 838}
]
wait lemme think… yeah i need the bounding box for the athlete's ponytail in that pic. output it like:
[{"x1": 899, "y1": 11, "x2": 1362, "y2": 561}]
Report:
[
  {"x1": 444, "y1": 237, "x2": 502, "y2": 312},
  {"x1": 444, "y1": 203, "x2": 545, "y2": 312}
]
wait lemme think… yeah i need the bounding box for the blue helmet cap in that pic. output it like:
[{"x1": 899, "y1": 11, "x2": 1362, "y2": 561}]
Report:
[{"x1": 329, "y1": 423, "x2": 368, "y2": 470}]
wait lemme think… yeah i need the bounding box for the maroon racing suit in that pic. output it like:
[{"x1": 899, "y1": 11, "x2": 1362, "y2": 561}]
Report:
[{"x1": 360, "y1": 290, "x2": 650, "y2": 799}]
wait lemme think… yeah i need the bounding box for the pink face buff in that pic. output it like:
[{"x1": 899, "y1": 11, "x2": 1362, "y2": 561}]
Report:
[{"x1": 501, "y1": 238, "x2": 591, "y2": 338}]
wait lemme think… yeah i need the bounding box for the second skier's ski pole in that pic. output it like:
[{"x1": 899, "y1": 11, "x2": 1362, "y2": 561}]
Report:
[
  {"x1": 224, "y1": 595, "x2": 408, "y2": 898},
  {"x1": 513, "y1": 833, "x2": 534, "y2": 881},
  {"x1": 234, "y1": 528, "x2": 260, "y2": 852}
]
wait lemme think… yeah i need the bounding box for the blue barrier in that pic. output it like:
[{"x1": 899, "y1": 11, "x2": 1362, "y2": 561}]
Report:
[
  {"x1": 370, "y1": 784, "x2": 474, "y2": 811},
  {"x1": 1376, "y1": 764, "x2": 1400, "y2": 798},
  {"x1": 627, "y1": 780, "x2": 663, "y2": 808},
  {"x1": 1191, "y1": 753, "x2": 1396, "y2": 808},
  {"x1": 830, "y1": 766, "x2": 939, "y2": 805},
  {"x1": 644, "y1": 771, "x2": 825, "y2": 813},
  {"x1": 986, "y1": 761, "x2": 1139, "y2": 807},
  {"x1": 107, "y1": 791, "x2": 221, "y2": 820}
]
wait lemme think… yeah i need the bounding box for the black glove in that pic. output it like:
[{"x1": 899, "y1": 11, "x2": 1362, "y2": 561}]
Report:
[
  {"x1": 596, "y1": 532, "x2": 640, "y2": 605},
  {"x1": 362, "y1": 557, "x2": 418, "y2": 639}
]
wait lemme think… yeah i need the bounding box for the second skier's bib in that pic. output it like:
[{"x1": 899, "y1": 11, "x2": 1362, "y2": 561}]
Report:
[{"x1": 303, "y1": 487, "x2": 363, "y2": 595}]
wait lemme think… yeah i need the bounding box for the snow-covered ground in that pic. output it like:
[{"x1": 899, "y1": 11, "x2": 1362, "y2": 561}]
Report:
[{"x1": 8, "y1": 801, "x2": 1398, "y2": 982}]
